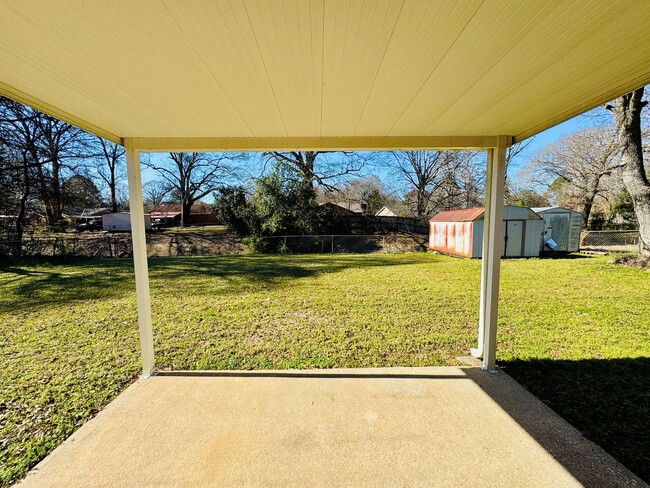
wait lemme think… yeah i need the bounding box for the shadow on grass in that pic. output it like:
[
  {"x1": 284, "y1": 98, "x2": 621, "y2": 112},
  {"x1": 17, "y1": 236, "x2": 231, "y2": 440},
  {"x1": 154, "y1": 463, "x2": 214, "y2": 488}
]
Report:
[
  {"x1": 0, "y1": 258, "x2": 136, "y2": 313},
  {"x1": 500, "y1": 357, "x2": 650, "y2": 484},
  {"x1": 0, "y1": 254, "x2": 429, "y2": 314},
  {"x1": 537, "y1": 252, "x2": 593, "y2": 260}
]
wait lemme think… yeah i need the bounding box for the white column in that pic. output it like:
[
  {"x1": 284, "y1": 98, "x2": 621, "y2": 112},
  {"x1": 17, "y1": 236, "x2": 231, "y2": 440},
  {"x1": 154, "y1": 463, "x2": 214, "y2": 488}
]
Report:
[
  {"x1": 480, "y1": 141, "x2": 507, "y2": 371},
  {"x1": 125, "y1": 144, "x2": 155, "y2": 378},
  {"x1": 471, "y1": 148, "x2": 494, "y2": 360}
]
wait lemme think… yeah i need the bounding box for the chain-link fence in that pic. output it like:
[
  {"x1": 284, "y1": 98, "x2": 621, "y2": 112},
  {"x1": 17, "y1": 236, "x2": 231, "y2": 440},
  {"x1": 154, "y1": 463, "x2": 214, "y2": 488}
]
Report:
[
  {"x1": 0, "y1": 232, "x2": 428, "y2": 259},
  {"x1": 581, "y1": 230, "x2": 640, "y2": 253},
  {"x1": 0, "y1": 236, "x2": 133, "y2": 259},
  {"x1": 259, "y1": 234, "x2": 428, "y2": 254}
]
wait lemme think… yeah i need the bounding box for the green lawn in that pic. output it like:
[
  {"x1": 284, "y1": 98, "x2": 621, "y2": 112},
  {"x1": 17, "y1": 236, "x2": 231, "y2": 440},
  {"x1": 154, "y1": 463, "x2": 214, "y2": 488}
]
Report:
[{"x1": 1, "y1": 253, "x2": 649, "y2": 485}]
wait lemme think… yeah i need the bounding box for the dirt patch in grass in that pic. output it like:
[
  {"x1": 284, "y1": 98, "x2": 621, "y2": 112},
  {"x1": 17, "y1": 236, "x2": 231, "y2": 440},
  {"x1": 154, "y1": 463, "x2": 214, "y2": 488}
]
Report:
[{"x1": 613, "y1": 253, "x2": 650, "y2": 269}]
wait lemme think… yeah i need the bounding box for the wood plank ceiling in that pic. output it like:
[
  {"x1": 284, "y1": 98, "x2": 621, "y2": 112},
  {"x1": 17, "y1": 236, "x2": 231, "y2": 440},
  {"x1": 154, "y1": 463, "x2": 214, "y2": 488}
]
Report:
[{"x1": 1, "y1": 0, "x2": 649, "y2": 148}]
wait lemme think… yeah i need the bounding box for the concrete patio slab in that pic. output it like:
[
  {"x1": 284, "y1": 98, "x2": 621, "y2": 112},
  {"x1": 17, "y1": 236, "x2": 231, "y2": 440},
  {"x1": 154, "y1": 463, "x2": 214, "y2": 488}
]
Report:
[{"x1": 18, "y1": 367, "x2": 645, "y2": 487}]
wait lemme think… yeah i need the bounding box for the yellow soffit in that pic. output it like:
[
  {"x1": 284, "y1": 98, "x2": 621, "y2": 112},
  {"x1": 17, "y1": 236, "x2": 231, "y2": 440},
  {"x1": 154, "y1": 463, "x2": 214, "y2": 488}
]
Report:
[{"x1": 0, "y1": 1, "x2": 649, "y2": 150}]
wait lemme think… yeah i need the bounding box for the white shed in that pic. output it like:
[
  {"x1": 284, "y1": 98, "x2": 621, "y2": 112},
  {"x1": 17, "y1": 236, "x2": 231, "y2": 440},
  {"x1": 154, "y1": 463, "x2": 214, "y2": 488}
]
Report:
[
  {"x1": 103, "y1": 212, "x2": 152, "y2": 232},
  {"x1": 531, "y1": 207, "x2": 582, "y2": 252},
  {"x1": 429, "y1": 205, "x2": 544, "y2": 258}
]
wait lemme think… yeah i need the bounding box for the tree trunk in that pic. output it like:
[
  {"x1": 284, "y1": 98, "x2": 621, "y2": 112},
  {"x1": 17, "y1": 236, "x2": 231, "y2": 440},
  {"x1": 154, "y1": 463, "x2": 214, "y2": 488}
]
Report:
[
  {"x1": 13, "y1": 155, "x2": 30, "y2": 257},
  {"x1": 610, "y1": 88, "x2": 650, "y2": 258},
  {"x1": 35, "y1": 163, "x2": 54, "y2": 224},
  {"x1": 582, "y1": 184, "x2": 598, "y2": 229},
  {"x1": 50, "y1": 157, "x2": 63, "y2": 225},
  {"x1": 181, "y1": 200, "x2": 192, "y2": 227},
  {"x1": 305, "y1": 152, "x2": 317, "y2": 189},
  {"x1": 110, "y1": 183, "x2": 118, "y2": 213}
]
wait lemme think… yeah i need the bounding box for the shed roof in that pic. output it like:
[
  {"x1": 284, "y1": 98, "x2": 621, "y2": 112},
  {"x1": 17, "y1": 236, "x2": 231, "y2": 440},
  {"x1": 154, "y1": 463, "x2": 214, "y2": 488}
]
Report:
[
  {"x1": 531, "y1": 207, "x2": 582, "y2": 215},
  {"x1": 431, "y1": 205, "x2": 544, "y2": 222},
  {"x1": 430, "y1": 208, "x2": 485, "y2": 222},
  {"x1": 1, "y1": 1, "x2": 649, "y2": 151}
]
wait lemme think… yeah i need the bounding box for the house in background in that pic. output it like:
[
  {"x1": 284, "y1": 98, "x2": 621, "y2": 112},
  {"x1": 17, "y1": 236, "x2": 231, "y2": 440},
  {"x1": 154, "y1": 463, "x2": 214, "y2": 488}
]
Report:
[
  {"x1": 149, "y1": 211, "x2": 181, "y2": 228},
  {"x1": 79, "y1": 208, "x2": 113, "y2": 218},
  {"x1": 429, "y1": 206, "x2": 544, "y2": 258},
  {"x1": 375, "y1": 206, "x2": 397, "y2": 217},
  {"x1": 328, "y1": 201, "x2": 367, "y2": 214},
  {"x1": 320, "y1": 202, "x2": 358, "y2": 216},
  {"x1": 150, "y1": 203, "x2": 218, "y2": 226}
]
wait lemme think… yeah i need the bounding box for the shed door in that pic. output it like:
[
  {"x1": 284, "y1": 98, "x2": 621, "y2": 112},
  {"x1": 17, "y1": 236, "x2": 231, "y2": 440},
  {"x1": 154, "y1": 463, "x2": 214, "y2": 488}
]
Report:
[
  {"x1": 503, "y1": 220, "x2": 523, "y2": 257},
  {"x1": 548, "y1": 214, "x2": 569, "y2": 251}
]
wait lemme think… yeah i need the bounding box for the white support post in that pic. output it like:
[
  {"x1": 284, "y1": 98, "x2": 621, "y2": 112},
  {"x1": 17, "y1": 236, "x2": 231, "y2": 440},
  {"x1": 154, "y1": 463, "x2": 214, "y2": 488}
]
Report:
[
  {"x1": 471, "y1": 148, "x2": 494, "y2": 360},
  {"x1": 479, "y1": 141, "x2": 508, "y2": 372},
  {"x1": 125, "y1": 144, "x2": 155, "y2": 378}
]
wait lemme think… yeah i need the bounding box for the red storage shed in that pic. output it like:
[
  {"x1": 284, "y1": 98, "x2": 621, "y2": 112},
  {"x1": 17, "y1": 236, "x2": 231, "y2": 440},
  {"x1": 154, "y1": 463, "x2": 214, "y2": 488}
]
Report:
[{"x1": 429, "y1": 206, "x2": 544, "y2": 258}]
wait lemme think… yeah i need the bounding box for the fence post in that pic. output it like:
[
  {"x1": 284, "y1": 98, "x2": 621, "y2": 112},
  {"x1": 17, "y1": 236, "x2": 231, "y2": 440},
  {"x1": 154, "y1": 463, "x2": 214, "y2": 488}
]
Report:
[{"x1": 331, "y1": 235, "x2": 334, "y2": 254}]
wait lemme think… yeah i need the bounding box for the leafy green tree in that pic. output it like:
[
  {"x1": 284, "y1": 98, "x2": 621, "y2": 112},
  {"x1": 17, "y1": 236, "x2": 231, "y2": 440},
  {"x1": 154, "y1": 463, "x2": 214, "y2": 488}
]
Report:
[
  {"x1": 254, "y1": 166, "x2": 324, "y2": 236},
  {"x1": 363, "y1": 188, "x2": 384, "y2": 215},
  {"x1": 609, "y1": 189, "x2": 637, "y2": 226},
  {"x1": 505, "y1": 188, "x2": 550, "y2": 208},
  {"x1": 213, "y1": 186, "x2": 256, "y2": 236},
  {"x1": 62, "y1": 174, "x2": 103, "y2": 212}
]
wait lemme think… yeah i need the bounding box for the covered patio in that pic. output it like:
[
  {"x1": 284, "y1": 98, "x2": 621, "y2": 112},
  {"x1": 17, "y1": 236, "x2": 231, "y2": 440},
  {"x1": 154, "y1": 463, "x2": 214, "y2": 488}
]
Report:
[
  {"x1": 2, "y1": 1, "x2": 650, "y2": 485},
  {"x1": 16, "y1": 368, "x2": 643, "y2": 487}
]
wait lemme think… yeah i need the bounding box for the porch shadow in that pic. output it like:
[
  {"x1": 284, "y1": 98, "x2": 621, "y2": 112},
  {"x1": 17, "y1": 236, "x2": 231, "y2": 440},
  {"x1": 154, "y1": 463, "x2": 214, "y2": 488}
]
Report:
[
  {"x1": 498, "y1": 357, "x2": 650, "y2": 484},
  {"x1": 16, "y1": 366, "x2": 645, "y2": 488},
  {"x1": 157, "y1": 370, "x2": 469, "y2": 380}
]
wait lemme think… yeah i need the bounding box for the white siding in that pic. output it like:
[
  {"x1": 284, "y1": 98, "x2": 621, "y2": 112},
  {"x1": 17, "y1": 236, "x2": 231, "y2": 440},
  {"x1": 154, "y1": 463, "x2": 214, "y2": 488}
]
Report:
[{"x1": 103, "y1": 212, "x2": 151, "y2": 232}]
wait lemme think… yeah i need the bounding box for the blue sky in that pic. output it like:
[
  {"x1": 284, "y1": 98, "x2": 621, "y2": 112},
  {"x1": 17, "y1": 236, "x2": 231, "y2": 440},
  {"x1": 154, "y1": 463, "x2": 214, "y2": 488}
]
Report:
[{"x1": 139, "y1": 107, "x2": 606, "y2": 201}]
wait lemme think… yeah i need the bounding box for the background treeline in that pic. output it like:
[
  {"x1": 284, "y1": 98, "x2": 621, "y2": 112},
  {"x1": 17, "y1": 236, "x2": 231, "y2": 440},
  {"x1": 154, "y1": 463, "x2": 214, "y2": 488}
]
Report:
[{"x1": 2, "y1": 89, "x2": 649, "y2": 257}]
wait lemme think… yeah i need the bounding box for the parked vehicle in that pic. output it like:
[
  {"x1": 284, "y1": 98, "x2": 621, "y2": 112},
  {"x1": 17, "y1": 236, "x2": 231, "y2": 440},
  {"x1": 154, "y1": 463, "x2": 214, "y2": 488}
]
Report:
[{"x1": 76, "y1": 219, "x2": 103, "y2": 232}]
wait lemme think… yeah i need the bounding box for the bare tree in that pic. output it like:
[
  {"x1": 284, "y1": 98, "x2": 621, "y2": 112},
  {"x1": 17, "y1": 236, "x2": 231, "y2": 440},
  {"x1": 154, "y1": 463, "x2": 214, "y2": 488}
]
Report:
[
  {"x1": 143, "y1": 180, "x2": 171, "y2": 208},
  {"x1": 93, "y1": 137, "x2": 125, "y2": 212},
  {"x1": 441, "y1": 154, "x2": 486, "y2": 209},
  {"x1": 391, "y1": 151, "x2": 479, "y2": 218},
  {"x1": 319, "y1": 176, "x2": 402, "y2": 215},
  {"x1": 264, "y1": 151, "x2": 367, "y2": 190},
  {"x1": 504, "y1": 137, "x2": 535, "y2": 200},
  {"x1": 506, "y1": 137, "x2": 535, "y2": 174},
  {"x1": 0, "y1": 144, "x2": 32, "y2": 255},
  {"x1": 144, "y1": 152, "x2": 234, "y2": 226},
  {"x1": 0, "y1": 98, "x2": 42, "y2": 253},
  {"x1": 607, "y1": 87, "x2": 650, "y2": 258},
  {"x1": 33, "y1": 114, "x2": 92, "y2": 225},
  {"x1": 526, "y1": 128, "x2": 620, "y2": 228}
]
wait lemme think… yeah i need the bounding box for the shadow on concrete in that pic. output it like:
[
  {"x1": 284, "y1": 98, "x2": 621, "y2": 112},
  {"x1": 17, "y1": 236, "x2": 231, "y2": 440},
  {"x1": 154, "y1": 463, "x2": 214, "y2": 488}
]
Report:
[
  {"x1": 15, "y1": 366, "x2": 647, "y2": 488},
  {"x1": 499, "y1": 357, "x2": 650, "y2": 485},
  {"x1": 157, "y1": 370, "x2": 468, "y2": 380}
]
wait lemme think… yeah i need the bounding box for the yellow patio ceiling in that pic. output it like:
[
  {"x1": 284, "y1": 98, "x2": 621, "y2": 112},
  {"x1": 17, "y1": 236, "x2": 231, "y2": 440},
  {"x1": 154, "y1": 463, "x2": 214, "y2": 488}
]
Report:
[{"x1": 1, "y1": 0, "x2": 650, "y2": 149}]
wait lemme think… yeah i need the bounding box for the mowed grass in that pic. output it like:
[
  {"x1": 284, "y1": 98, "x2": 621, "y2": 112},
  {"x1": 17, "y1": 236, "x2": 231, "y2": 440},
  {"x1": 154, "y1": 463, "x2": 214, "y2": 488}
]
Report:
[{"x1": 1, "y1": 253, "x2": 649, "y2": 484}]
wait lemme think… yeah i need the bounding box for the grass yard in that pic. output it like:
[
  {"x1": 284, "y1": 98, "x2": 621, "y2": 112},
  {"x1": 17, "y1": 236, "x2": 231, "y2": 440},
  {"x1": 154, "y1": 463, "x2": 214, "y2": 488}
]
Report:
[{"x1": 1, "y1": 253, "x2": 649, "y2": 485}]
